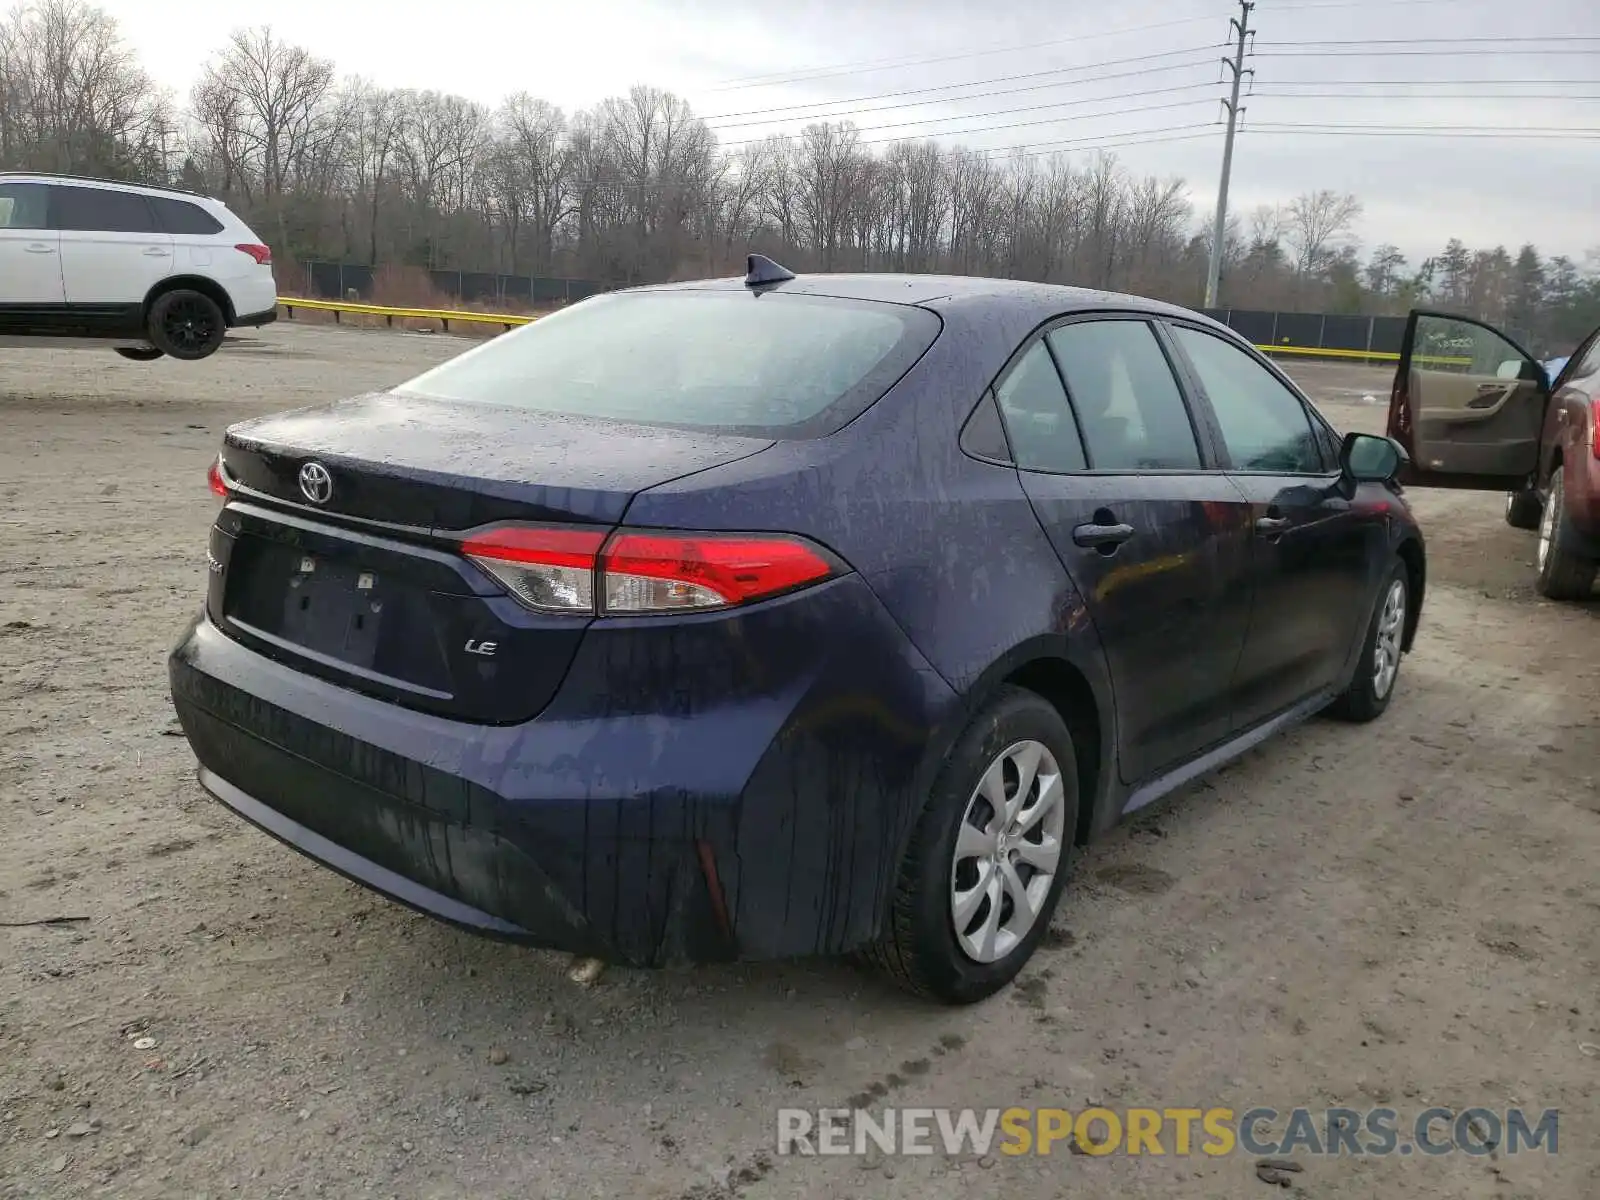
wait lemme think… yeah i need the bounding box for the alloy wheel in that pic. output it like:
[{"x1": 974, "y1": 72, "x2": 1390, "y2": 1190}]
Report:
[{"x1": 1372, "y1": 578, "x2": 1406, "y2": 700}]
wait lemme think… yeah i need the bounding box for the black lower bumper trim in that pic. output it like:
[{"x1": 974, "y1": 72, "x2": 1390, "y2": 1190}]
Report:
[{"x1": 198, "y1": 767, "x2": 530, "y2": 937}]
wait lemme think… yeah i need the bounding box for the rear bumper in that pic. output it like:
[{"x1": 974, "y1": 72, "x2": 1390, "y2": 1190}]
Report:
[
  {"x1": 168, "y1": 575, "x2": 958, "y2": 965},
  {"x1": 232, "y1": 307, "x2": 279, "y2": 329}
]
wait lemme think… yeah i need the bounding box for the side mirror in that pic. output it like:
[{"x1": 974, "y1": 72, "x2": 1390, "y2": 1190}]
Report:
[{"x1": 1340, "y1": 432, "x2": 1407, "y2": 483}]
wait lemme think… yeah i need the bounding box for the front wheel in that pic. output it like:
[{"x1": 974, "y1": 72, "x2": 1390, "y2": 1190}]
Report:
[
  {"x1": 862, "y1": 686, "x2": 1079, "y2": 1005},
  {"x1": 1328, "y1": 560, "x2": 1408, "y2": 723},
  {"x1": 147, "y1": 290, "x2": 227, "y2": 361},
  {"x1": 1535, "y1": 468, "x2": 1599, "y2": 601}
]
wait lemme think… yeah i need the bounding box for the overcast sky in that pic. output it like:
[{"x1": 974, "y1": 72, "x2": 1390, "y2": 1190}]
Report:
[{"x1": 93, "y1": 0, "x2": 1599, "y2": 266}]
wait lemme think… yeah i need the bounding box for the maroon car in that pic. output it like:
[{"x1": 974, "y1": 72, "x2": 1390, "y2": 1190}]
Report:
[{"x1": 1389, "y1": 310, "x2": 1599, "y2": 600}]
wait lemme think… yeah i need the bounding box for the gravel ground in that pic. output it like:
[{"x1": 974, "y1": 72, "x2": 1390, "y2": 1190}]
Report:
[{"x1": 2, "y1": 324, "x2": 1597, "y2": 1199}]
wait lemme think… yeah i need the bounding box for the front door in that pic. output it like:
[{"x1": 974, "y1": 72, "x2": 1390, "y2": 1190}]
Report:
[
  {"x1": 1162, "y1": 322, "x2": 1380, "y2": 727},
  {"x1": 50, "y1": 183, "x2": 173, "y2": 308},
  {"x1": 994, "y1": 317, "x2": 1254, "y2": 785},
  {"x1": 1388, "y1": 310, "x2": 1546, "y2": 489},
  {"x1": 0, "y1": 182, "x2": 64, "y2": 308}
]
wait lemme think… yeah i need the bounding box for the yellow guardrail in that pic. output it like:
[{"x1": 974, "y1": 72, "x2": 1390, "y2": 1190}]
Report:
[
  {"x1": 277, "y1": 296, "x2": 536, "y2": 330},
  {"x1": 275, "y1": 296, "x2": 1468, "y2": 366}
]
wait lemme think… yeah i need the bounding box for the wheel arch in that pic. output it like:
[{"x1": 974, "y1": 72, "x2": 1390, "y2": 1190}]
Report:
[
  {"x1": 916, "y1": 635, "x2": 1118, "y2": 852},
  {"x1": 144, "y1": 275, "x2": 237, "y2": 325},
  {"x1": 1395, "y1": 535, "x2": 1425, "y2": 652}
]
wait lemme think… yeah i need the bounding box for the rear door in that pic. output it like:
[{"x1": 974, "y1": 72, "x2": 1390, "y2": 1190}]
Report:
[
  {"x1": 1164, "y1": 321, "x2": 1379, "y2": 729},
  {"x1": 51, "y1": 184, "x2": 174, "y2": 308},
  {"x1": 996, "y1": 314, "x2": 1255, "y2": 786},
  {"x1": 0, "y1": 182, "x2": 64, "y2": 307},
  {"x1": 1388, "y1": 309, "x2": 1547, "y2": 489}
]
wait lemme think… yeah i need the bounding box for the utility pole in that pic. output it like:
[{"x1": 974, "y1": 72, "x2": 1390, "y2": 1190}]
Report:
[{"x1": 1204, "y1": 0, "x2": 1255, "y2": 309}]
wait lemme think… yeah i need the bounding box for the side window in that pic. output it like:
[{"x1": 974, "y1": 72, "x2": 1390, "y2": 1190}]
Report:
[
  {"x1": 50, "y1": 186, "x2": 159, "y2": 234},
  {"x1": 1411, "y1": 313, "x2": 1531, "y2": 378},
  {"x1": 1170, "y1": 325, "x2": 1325, "y2": 473},
  {"x1": 0, "y1": 183, "x2": 48, "y2": 230},
  {"x1": 1046, "y1": 320, "x2": 1201, "y2": 470},
  {"x1": 993, "y1": 341, "x2": 1086, "y2": 472},
  {"x1": 149, "y1": 196, "x2": 224, "y2": 236},
  {"x1": 960, "y1": 390, "x2": 1013, "y2": 463}
]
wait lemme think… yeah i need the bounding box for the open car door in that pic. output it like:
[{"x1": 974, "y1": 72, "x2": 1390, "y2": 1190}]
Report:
[{"x1": 1387, "y1": 310, "x2": 1547, "y2": 490}]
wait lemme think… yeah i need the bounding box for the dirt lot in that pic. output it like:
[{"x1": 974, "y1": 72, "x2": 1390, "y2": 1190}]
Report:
[{"x1": 2, "y1": 325, "x2": 1597, "y2": 1199}]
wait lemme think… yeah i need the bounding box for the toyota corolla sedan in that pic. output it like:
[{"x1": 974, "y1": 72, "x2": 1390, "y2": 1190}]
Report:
[{"x1": 169, "y1": 257, "x2": 1425, "y2": 1004}]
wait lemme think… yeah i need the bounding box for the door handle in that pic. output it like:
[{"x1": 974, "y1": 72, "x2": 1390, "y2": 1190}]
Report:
[
  {"x1": 24, "y1": 243, "x2": 55, "y2": 254},
  {"x1": 1255, "y1": 516, "x2": 1291, "y2": 534},
  {"x1": 143, "y1": 247, "x2": 170, "y2": 256},
  {"x1": 1467, "y1": 384, "x2": 1506, "y2": 409},
  {"x1": 1072, "y1": 521, "x2": 1135, "y2": 549}
]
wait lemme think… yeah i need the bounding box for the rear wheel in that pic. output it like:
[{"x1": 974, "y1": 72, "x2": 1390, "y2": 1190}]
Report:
[
  {"x1": 1328, "y1": 559, "x2": 1408, "y2": 723},
  {"x1": 147, "y1": 290, "x2": 226, "y2": 361},
  {"x1": 1505, "y1": 487, "x2": 1542, "y2": 530},
  {"x1": 862, "y1": 686, "x2": 1078, "y2": 1005},
  {"x1": 114, "y1": 346, "x2": 164, "y2": 362},
  {"x1": 1535, "y1": 468, "x2": 1599, "y2": 601}
]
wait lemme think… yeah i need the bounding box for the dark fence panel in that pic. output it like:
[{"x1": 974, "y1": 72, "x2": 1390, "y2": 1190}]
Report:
[
  {"x1": 1321, "y1": 314, "x2": 1371, "y2": 353},
  {"x1": 1203, "y1": 308, "x2": 1410, "y2": 360},
  {"x1": 1370, "y1": 316, "x2": 1407, "y2": 355},
  {"x1": 300, "y1": 261, "x2": 607, "y2": 306}
]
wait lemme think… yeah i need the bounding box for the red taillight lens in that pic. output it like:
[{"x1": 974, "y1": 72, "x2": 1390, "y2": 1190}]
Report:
[
  {"x1": 601, "y1": 532, "x2": 837, "y2": 612},
  {"x1": 459, "y1": 525, "x2": 840, "y2": 615},
  {"x1": 462, "y1": 526, "x2": 607, "y2": 613},
  {"x1": 207, "y1": 456, "x2": 228, "y2": 498},
  {"x1": 1591, "y1": 398, "x2": 1600, "y2": 461},
  {"x1": 235, "y1": 243, "x2": 272, "y2": 265}
]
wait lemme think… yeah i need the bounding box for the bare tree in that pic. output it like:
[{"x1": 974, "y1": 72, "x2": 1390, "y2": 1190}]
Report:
[{"x1": 1286, "y1": 189, "x2": 1363, "y2": 278}]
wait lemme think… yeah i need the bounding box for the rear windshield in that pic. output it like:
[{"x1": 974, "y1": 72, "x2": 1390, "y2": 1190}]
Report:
[{"x1": 394, "y1": 290, "x2": 941, "y2": 438}]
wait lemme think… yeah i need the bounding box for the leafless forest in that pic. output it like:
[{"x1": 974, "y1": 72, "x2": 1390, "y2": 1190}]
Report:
[{"x1": 2, "y1": 0, "x2": 1597, "y2": 347}]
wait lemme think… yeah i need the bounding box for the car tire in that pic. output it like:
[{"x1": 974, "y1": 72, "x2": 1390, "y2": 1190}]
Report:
[
  {"x1": 147, "y1": 290, "x2": 227, "y2": 361},
  {"x1": 1327, "y1": 559, "x2": 1408, "y2": 724},
  {"x1": 1535, "y1": 468, "x2": 1599, "y2": 601},
  {"x1": 1504, "y1": 488, "x2": 1542, "y2": 530},
  {"x1": 862, "y1": 685, "x2": 1079, "y2": 1005},
  {"x1": 114, "y1": 346, "x2": 164, "y2": 362}
]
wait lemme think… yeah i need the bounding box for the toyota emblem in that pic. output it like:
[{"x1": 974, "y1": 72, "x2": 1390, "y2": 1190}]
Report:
[{"x1": 298, "y1": 461, "x2": 334, "y2": 504}]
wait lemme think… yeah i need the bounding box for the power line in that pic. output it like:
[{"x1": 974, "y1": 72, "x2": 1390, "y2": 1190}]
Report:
[
  {"x1": 1258, "y1": 47, "x2": 1600, "y2": 57},
  {"x1": 1255, "y1": 36, "x2": 1600, "y2": 45},
  {"x1": 1244, "y1": 123, "x2": 1600, "y2": 138},
  {"x1": 702, "y1": 14, "x2": 1222, "y2": 91},
  {"x1": 1253, "y1": 91, "x2": 1600, "y2": 100},
  {"x1": 701, "y1": 46, "x2": 1221, "y2": 122},
  {"x1": 720, "y1": 96, "x2": 1218, "y2": 149},
  {"x1": 710, "y1": 81, "x2": 1219, "y2": 137}
]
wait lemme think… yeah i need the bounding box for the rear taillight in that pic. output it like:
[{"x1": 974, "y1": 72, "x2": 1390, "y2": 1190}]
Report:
[
  {"x1": 460, "y1": 525, "x2": 840, "y2": 615},
  {"x1": 235, "y1": 243, "x2": 271, "y2": 266},
  {"x1": 207, "y1": 456, "x2": 228, "y2": 498},
  {"x1": 1591, "y1": 398, "x2": 1600, "y2": 461},
  {"x1": 462, "y1": 527, "x2": 607, "y2": 612}
]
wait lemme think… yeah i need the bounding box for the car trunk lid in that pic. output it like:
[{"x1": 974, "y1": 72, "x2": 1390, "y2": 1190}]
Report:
[{"x1": 209, "y1": 393, "x2": 774, "y2": 723}]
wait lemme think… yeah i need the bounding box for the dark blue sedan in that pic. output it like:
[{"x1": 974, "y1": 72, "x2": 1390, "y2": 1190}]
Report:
[{"x1": 169, "y1": 258, "x2": 1425, "y2": 1004}]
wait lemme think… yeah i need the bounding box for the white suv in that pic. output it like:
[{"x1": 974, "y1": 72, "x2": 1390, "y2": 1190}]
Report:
[{"x1": 0, "y1": 173, "x2": 278, "y2": 362}]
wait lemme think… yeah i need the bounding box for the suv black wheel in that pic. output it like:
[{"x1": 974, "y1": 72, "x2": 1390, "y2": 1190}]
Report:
[
  {"x1": 147, "y1": 290, "x2": 226, "y2": 361},
  {"x1": 862, "y1": 685, "x2": 1079, "y2": 1004},
  {"x1": 1535, "y1": 468, "x2": 1599, "y2": 601},
  {"x1": 1505, "y1": 487, "x2": 1542, "y2": 531},
  {"x1": 1328, "y1": 559, "x2": 1408, "y2": 723}
]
